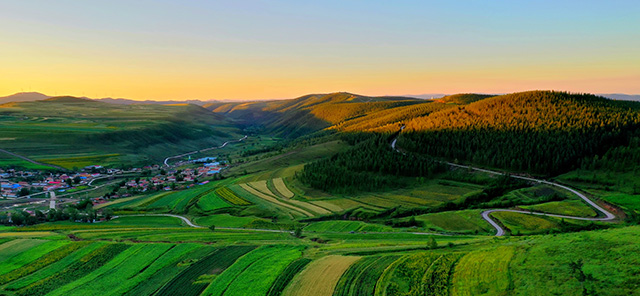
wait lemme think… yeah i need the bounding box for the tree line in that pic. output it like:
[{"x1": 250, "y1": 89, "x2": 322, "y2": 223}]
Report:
[
  {"x1": 297, "y1": 133, "x2": 445, "y2": 193},
  {"x1": 396, "y1": 91, "x2": 640, "y2": 175}
]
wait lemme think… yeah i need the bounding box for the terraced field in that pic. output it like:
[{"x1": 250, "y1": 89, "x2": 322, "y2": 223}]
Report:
[
  {"x1": 273, "y1": 178, "x2": 295, "y2": 198},
  {"x1": 282, "y1": 255, "x2": 361, "y2": 296},
  {"x1": 0, "y1": 224, "x2": 639, "y2": 295},
  {"x1": 215, "y1": 187, "x2": 252, "y2": 206},
  {"x1": 519, "y1": 200, "x2": 597, "y2": 217},
  {"x1": 202, "y1": 246, "x2": 303, "y2": 296},
  {"x1": 416, "y1": 210, "x2": 494, "y2": 235},
  {"x1": 157, "y1": 246, "x2": 256, "y2": 296},
  {"x1": 451, "y1": 246, "x2": 515, "y2": 296},
  {"x1": 304, "y1": 221, "x2": 393, "y2": 233},
  {"x1": 333, "y1": 255, "x2": 402, "y2": 296},
  {"x1": 239, "y1": 183, "x2": 313, "y2": 217},
  {"x1": 491, "y1": 211, "x2": 559, "y2": 235}
]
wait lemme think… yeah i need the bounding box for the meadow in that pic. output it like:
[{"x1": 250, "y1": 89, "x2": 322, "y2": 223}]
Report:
[
  {"x1": 0, "y1": 98, "x2": 242, "y2": 168},
  {"x1": 2, "y1": 91, "x2": 640, "y2": 295}
]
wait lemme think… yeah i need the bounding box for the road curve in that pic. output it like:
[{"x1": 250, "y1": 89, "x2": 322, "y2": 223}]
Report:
[
  {"x1": 391, "y1": 135, "x2": 616, "y2": 236},
  {"x1": 163, "y1": 135, "x2": 248, "y2": 167},
  {"x1": 112, "y1": 214, "x2": 298, "y2": 233},
  {"x1": 111, "y1": 214, "x2": 464, "y2": 236}
]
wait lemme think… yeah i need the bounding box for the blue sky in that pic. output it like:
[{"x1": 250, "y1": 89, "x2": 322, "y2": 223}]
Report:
[{"x1": 1, "y1": 0, "x2": 638, "y2": 100}]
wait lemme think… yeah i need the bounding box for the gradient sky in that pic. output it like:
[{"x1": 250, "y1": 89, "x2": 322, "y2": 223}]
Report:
[{"x1": 1, "y1": 1, "x2": 639, "y2": 100}]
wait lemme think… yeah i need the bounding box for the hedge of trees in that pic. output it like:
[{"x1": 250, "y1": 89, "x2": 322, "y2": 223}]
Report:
[
  {"x1": 579, "y1": 136, "x2": 640, "y2": 172},
  {"x1": 297, "y1": 134, "x2": 445, "y2": 193}
]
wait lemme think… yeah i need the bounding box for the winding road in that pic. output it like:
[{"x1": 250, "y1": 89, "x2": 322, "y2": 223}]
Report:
[
  {"x1": 163, "y1": 135, "x2": 248, "y2": 167},
  {"x1": 112, "y1": 214, "x2": 461, "y2": 236},
  {"x1": 391, "y1": 136, "x2": 616, "y2": 236},
  {"x1": 112, "y1": 214, "x2": 295, "y2": 233}
]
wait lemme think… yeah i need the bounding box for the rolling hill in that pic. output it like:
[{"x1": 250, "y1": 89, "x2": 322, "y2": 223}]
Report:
[
  {"x1": 0, "y1": 96, "x2": 240, "y2": 169},
  {"x1": 0, "y1": 92, "x2": 50, "y2": 104},
  {"x1": 2, "y1": 90, "x2": 640, "y2": 296},
  {"x1": 205, "y1": 92, "x2": 423, "y2": 138},
  {"x1": 390, "y1": 91, "x2": 640, "y2": 175}
]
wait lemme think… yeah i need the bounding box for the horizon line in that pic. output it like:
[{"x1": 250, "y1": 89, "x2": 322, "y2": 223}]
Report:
[{"x1": 2, "y1": 90, "x2": 640, "y2": 102}]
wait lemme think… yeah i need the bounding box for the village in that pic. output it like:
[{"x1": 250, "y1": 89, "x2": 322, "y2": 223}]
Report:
[{"x1": 0, "y1": 156, "x2": 226, "y2": 204}]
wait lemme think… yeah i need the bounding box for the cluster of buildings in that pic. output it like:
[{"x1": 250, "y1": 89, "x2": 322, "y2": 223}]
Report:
[
  {"x1": 1, "y1": 155, "x2": 226, "y2": 200},
  {"x1": 116, "y1": 162, "x2": 225, "y2": 193},
  {"x1": 0, "y1": 168, "x2": 104, "y2": 198}
]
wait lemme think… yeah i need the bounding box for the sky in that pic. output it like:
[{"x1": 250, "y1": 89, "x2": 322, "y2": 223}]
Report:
[{"x1": 1, "y1": 0, "x2": 639, "y2": 101}]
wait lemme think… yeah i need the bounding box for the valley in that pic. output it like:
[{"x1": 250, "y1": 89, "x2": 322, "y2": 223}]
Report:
[{"x1": 1, "y1": 91, "x2": 639, "y2": 295}]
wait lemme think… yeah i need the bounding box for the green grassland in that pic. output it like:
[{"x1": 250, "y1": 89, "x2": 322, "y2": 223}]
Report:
[
  {"x1": 303, "y1": 221, "x2": 393, "y2": 233},
  {"x1": 228, "y1": 140, "x2": 349, "y2": 178},
  {"x1": 3, "y1": 91, "x2": 640, "y2": 295},
  {"x1": 0, "y1": 212, "x2": 639, "y2": 295},
  {"x1": 0, "y1": 97, "x2": 242, "y2": 168},
  {"x1": 520, "y1": 200, "x2": 597, "y2": 217},
  {"x1": 415, "y1": 209, "x2": 494, "y2": 235},
  {"x1": 86, "y1": 134, "x2": 623, "y2": 240},
  {"x1": 0, "y1": 153, "x2": 55, "y2": 170}
]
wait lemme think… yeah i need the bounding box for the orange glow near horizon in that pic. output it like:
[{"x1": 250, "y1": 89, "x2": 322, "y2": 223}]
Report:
[{"x1": 1, "y1": 1, "x2": 638, "y2": 101}]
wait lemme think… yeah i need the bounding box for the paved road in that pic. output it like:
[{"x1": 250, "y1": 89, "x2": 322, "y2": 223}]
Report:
[
  {"x1": 112, "y1": 214, "x2": 295, "y2": 233},
  {"x1": 163, "y1": 135, "x2": 248, "y2": 167},
  {"x1": 0, "y1": 148, "x2": 67, "y2": 171},
  {"x1": 112, "y1": 214, "x2": 469, "y2": 236},
  {"x1": 391, "y1": 135, "x2": 617, "y2": 236}
]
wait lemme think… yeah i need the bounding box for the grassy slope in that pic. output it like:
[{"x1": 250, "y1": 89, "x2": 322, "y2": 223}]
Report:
[{"x1": 0, "y1": 97, "x2": 240, "y2": 168}]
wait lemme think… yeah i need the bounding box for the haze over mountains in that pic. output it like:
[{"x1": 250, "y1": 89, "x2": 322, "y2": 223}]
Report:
[
  {"x1": 2, "y1": 91, "x2": 639, "y2": 106},
  {"x1": 0, "y1": 92, "x2": 221, "y2": 106}
]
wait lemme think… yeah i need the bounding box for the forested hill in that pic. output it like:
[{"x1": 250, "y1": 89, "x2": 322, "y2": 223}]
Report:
[
  {"x1": 332, "y1": 94, "x2": 496, "y2": 132},
  {"x1": 434, "y1": 93, "x2": 496, "y2": 105},
  {"x1": 395, "y1": 91, "x2": 640, "y2": 175},
  {"x1": 205, "y1": 92, "x2": 422, "y2": 138}
]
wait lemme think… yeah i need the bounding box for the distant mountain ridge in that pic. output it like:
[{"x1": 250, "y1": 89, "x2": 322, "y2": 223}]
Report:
[
  {"x1": 0, "y1": 91, "x2": 638, "y2": 106},
  {"x1": 94, "y1": 98, "x2": 219, "y2": 106},
  {"x1": 599, "y1": 94, "x2": 640, "y2": 102},
  {"x1": 0, "y1": 92, "x2": 221, "y2": 106},
  {"x1": 0, "y1": 92, "x2": 50, "y2": 104}
]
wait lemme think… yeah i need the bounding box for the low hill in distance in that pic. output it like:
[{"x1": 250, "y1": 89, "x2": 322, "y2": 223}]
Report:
[
  {"x1": 599, "y1": 93, "x2": 640, "y2": 102},
  {"x1": 2, "y1": 90, "x2": 640, "y2": 296},
  {"x1": 0, "y1": 96, "x2": 241, "y2": 169},
  {"x1": 205, "y1": 92, "x2": 423, "y2": 138},
  {"x1": 0, "y1": 92, "x2": 50, "y2": 104}
]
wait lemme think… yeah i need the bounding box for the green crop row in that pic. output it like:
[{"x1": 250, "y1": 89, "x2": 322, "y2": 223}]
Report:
[
  {"x1": 203, "y1": 246, "x2": 297, "y2": 296},
  {"x1": 353, "y1": 256, "x2": 401, "y2": 296},
  {"x1": 121, "y1": 245, "x2": 214, "y2": 296},
  {"x1": 49, "y1": 244, "x2": 177, "y2": 296},
  {"x1": 0, "y1": 241, "x2": 90, "y2": 285},
  {"x1": 156, "y1": 245, "x2": 256, "y2": 296},
  {"x1": 0, "y1": 241, "x2": 70, "y2": 277},
  {"x1": 333, "y1": 255, "x2": 401, "y2": 296},
  {"x1": 266, "y1": 258, "x2": 312, "y2": 296},
  {"x1": 5, "y1": 243, "x2": 105, "y2": 291},
  {"x1": 334, "y1": 257, "x2": 379, "y2": 296},
  {"x1": 133, "y1": 192, "x2": 172, "y2": 208},
  {"x1": 385, "y1": 253, "x2": 441, "y2": 296},
  {"x1": 107, "y1": 244, "x2": 200, "y2": 296},
  {"x1": 216, "y1": 187, "x2": 252, "y2": 206},
  {"x1": 16, "y1": 244, "x2": 130, "y2": 296},
  {"x1": 193, "y1": 188, "x2": 217, "y2": 201},
  {"x1": 212, "y1": 246, "x2": 303, "y2": 296},
  {"x1": 422, "y1": 253, "x2": 463, "y2": 296}
]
